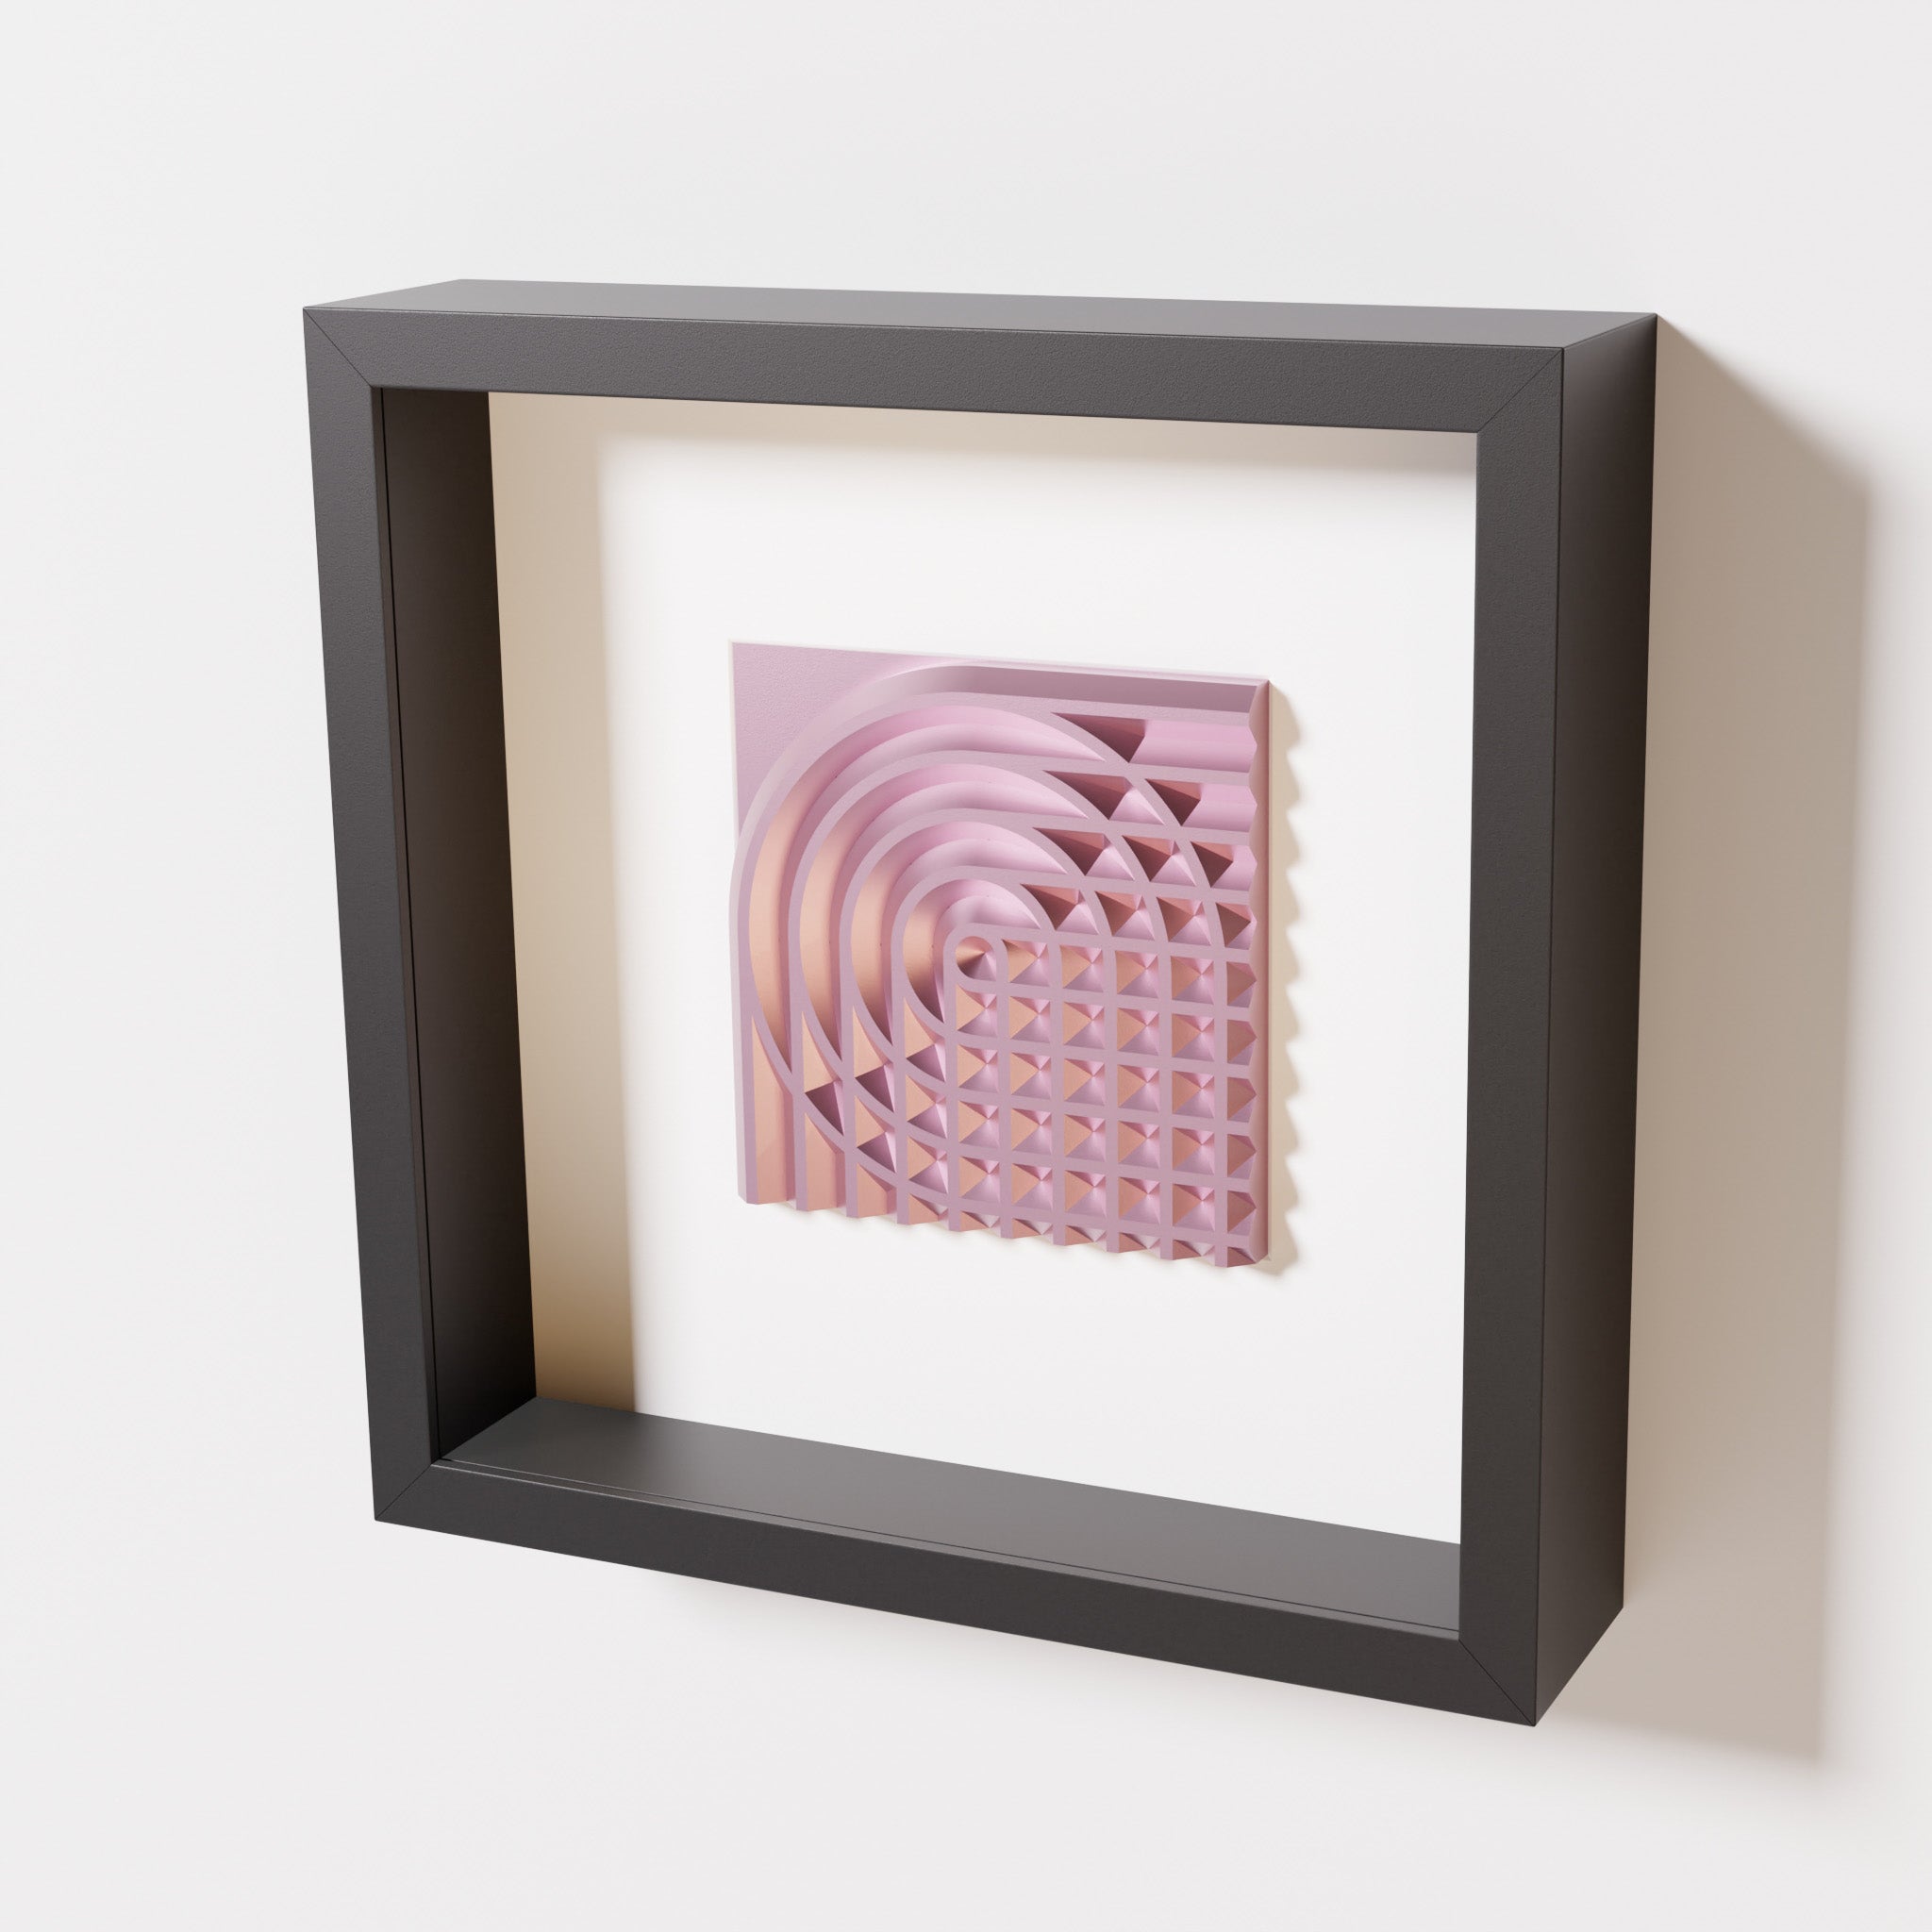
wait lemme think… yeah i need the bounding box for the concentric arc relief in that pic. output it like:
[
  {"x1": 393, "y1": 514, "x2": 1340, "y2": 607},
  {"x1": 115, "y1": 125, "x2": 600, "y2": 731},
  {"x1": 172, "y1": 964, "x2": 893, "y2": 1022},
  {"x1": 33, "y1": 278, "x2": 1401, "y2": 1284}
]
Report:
[{"x1": 730, "y1": 641, "x2": 1269, "y2": 1266}]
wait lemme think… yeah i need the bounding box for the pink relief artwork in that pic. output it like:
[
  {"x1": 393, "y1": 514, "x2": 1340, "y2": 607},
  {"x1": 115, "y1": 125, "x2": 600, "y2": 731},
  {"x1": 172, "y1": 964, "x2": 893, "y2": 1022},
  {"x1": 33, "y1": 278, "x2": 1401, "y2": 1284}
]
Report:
[{"x1": 730, "y1": 642, "x2": 1269, "y2": 1266}]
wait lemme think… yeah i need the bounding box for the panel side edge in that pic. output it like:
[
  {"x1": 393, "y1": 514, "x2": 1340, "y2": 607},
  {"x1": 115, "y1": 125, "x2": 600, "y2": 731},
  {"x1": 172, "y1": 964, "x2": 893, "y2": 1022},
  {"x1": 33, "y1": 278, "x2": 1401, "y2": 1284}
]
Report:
[
  {"x1": 1457, "y1": 358, "x2": 1566, "y2": 1714},
  {"x1": 381, "y1": 390, "x2": 537, "y2": 1453},
  {"x1": 305, "y1": 320, "x2": 437, "y2": 1509},
  {"x1": 1534, "y1": 318, "x2": 1657, "y2": 1714}
]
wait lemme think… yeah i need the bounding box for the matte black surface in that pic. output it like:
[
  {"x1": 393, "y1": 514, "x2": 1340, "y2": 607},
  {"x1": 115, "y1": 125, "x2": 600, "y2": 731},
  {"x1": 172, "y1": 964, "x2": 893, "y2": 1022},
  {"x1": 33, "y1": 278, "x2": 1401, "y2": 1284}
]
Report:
[
  {"x1": 1456, "y1": 355, "x2": 1566, "y2": 1709},
  {"x1": 322, "y1": 277, "x2": 1642, "y2": 348},
  {"x1": 391, "y1": 1456, "x2": 1519, "y2": 1717},
  {"x1": 305, "y1": 285, "x2": 1602, "y2": 432},
  {"x1": 379, "y1": 391, "x2": 535, "y2": 1455},
  {"x1": 306, "y1": 321, "x2": 434, "y2": 1512},
  {"x1": 1535, "y1": 316, "x2": 1656, "y2": 1714},
  {"x1": 306, "y1": 280, "x2": 1656, "y2": 1721},
  {"x1": 453, "y1": 1400, "x2": 1459, "y2": 1631}
]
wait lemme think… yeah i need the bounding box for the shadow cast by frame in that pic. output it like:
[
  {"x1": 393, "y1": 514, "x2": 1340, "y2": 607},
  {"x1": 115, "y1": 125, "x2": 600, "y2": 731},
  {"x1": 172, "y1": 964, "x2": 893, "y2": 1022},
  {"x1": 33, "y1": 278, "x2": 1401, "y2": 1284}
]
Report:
[{"x1": 1556, "y1": 325, "x2": 1867, "y2": 1757}]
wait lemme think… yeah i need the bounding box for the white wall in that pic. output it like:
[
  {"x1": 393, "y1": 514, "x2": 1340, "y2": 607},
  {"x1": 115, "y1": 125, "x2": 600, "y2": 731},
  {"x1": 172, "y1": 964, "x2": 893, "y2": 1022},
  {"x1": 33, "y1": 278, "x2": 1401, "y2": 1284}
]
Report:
[{"x1": 6, "y1": 3, "x2": 1928, "y2": 1925}]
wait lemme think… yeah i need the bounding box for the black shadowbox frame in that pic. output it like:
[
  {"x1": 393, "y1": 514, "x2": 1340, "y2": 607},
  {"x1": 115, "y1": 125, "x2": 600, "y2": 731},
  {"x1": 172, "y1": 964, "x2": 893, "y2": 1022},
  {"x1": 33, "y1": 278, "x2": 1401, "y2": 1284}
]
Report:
[{"x1": 304, "y1": 281, "x2": 1655, "y2": 1724}]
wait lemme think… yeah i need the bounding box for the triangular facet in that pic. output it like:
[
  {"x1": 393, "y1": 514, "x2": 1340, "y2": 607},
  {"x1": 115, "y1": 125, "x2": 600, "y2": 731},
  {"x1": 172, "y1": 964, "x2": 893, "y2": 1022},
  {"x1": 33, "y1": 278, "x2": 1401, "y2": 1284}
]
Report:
[
  {"x1": 1150, "y1": 780, "x2": 1202, "y2": 824},
  {"x1": 1011, "y1": 1055, "x2": 1053, "y2": 1101},
  {"x1": 958, "y1": 1047, "x2": 999, "y2": 1095},
  {"x1": 1060, "y1": 1061, "x2": 1103, "y2": 1104},
  {"x1": 798, "y1": 1033, "x2": 835, "y2": 1093},
  {"x1": 1011, "y1": 1166, "x2": 1050, "y2": 1209},
  {"x1": 1174, "y1": 1186, "x2": 1214, "y2": 1230},
  {"x1": 1173, "y1": 1073, "x2": 1213, "y2": 1118},
  {"x1": 1173, "y1": 1016, "x2": 1212, "y2": 1060},
  {"x1": 1060, "y1": 946, "x2": 1104, "y2": 993},
  {"x1": 1060, "y1": 714, "x2": 1147, "y2": 761},
  {"x1": 1028, "y1": 885, "x2": 1080, "y2": 929},
  {"x1": 1054, "y1": 771, "x2": 1130, "y2": 817},
  {"x1": 806, "y1": 1081, "x2": 844, "y2": 1131},
  {"x1": 1158, "y1": 898, "x2": 1207, "y2": 941},
  {"x1": 1194, "y1": 842, "x2": 1235, "y2": 886},
  {"x1": 1064, "y1": 1171, "x2": 1101, "y2": 1212},
  {"x1": 1008, "y1": 998, "x2": 1052, "y2": 1044},
  {"x1": 1045, "y1": 828, "x2": 1108, "y2": 873},
  {"x1": 1062, "y1": 1004, "x2": 1103, "y2": 1048},
  {"x1": 1006, "y1": 941, "x2": 1047, "y2": 986},
  {"x1": 1126, "y1": 836, "x2": 1181, "y2": 881},
  {"x1": 1171, "y1": 955, "x2": 1211, "y2": 1002}
]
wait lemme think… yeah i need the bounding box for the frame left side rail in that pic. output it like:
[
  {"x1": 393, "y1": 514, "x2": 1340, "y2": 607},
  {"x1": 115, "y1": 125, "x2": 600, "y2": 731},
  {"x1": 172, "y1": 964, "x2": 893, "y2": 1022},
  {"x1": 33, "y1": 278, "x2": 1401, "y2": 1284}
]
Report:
[{"x1": 306, "y1": 316, "x2": 535, "y2": 1499}]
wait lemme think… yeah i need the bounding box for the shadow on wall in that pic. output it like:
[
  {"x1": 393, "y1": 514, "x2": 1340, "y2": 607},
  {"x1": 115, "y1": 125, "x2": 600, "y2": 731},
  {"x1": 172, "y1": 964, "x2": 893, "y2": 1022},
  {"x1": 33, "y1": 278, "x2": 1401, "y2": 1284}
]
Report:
[{"x1": 1555, "y1": 325, "x2": 1868, "y2": 1758}]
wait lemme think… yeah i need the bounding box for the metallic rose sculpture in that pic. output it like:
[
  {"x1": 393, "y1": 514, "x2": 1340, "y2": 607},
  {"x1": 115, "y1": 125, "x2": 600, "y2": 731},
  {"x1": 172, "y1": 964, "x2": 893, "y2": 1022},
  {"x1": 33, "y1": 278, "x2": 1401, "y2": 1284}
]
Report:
[{"x1": 731, "y1": 642, "x2": 1268, "y2": 1266}]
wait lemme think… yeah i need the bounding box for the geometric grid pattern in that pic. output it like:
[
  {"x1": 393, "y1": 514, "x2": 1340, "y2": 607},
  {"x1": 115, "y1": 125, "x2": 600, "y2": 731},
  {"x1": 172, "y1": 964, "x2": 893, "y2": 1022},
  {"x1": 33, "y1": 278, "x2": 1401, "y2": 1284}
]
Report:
[{"x1": 730, "y1": 642, "x2": 1268, "y2": 1266}]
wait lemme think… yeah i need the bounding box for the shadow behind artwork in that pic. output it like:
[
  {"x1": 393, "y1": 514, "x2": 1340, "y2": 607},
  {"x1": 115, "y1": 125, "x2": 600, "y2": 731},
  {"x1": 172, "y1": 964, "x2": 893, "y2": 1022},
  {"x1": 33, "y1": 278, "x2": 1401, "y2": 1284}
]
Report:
[
  {"x1": 1556, "y1": 326, "x2": 1867, "y2": 1757},
  {"x1": 1257, "y1": 685, "x2": 1303, "y2": 1274},
  {"x1": 491, "y1": 400, "x2": 639, "y2": 1411}
]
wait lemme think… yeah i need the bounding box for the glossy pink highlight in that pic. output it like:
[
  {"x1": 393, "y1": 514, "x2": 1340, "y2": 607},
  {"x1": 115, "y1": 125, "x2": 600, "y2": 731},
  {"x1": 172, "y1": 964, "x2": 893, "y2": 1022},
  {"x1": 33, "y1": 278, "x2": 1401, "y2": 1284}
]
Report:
[{"x1": 730, "y1": 643, "x2": 1269, "y2": 1266}]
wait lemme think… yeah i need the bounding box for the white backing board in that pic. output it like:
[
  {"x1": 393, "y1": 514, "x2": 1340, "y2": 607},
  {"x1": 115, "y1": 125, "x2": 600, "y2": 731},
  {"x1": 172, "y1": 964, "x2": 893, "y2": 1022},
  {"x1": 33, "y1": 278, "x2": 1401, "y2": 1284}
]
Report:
[{"x1": 491, "y1": 394, "x2": 1474, "y2": 1541}]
